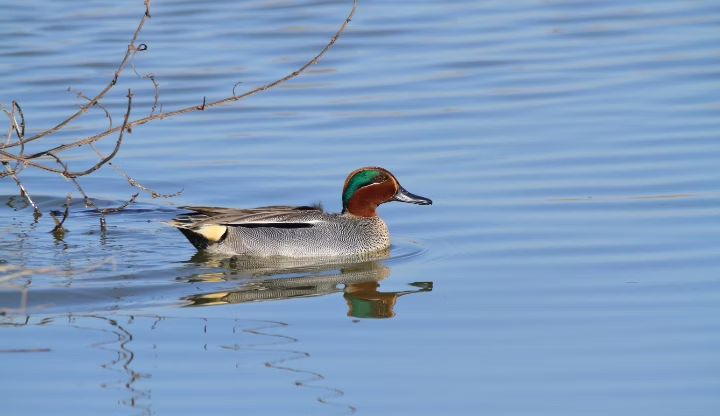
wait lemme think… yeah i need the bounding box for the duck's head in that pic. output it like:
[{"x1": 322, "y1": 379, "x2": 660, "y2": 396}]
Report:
[{"x1": 341, "y1": 166, "x2": 432, "y2": 217}]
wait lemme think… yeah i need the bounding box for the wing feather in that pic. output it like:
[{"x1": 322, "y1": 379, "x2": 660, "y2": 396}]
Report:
[{"x1": 170, "y1": 204, "x2": 326, "y2": 229}]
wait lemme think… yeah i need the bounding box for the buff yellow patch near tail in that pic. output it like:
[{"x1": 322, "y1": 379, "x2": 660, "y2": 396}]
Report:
[{"x1": 195, "y1": 225, "x2": 228, "y2": 242}]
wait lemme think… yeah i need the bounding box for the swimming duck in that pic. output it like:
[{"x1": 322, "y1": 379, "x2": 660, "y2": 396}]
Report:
[{"x1": 164, "y1": 167, "x2": 432, "y2": 257}]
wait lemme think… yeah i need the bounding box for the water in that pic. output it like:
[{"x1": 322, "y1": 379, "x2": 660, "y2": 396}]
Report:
[{"x1": 2, "y1": 0, "x2": 720, "y2": 414}]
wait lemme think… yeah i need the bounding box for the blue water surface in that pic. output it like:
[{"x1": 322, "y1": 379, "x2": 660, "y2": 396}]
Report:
[{"x1": 2, "y1": 0, "x2": 720, "y2": 415}]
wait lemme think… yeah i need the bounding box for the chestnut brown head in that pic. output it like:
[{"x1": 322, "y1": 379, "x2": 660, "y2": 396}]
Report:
[{"x1": 341, "y1": 167, "x2": 432, "y2": 217}]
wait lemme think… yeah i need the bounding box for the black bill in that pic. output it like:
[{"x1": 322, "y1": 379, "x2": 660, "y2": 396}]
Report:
[{"x1": 392, "y1": 185, "x2": 432, "y2": 205}]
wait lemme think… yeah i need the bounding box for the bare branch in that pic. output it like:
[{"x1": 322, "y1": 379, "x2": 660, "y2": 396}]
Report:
[
  {"x1": 50, "y1": 194, "x2": 72, "y2": 234},
  {"x1": 59, "y1": 89, "x2": 134, "y2": 179},
  {"x1": 13, "y1": 101, "x2": 25, "y2": 139},
  {"x1": 68, "y1": 88, "x2": 113, "y2": 130},
  {"x1": 66, "y1": 88, "x2": 180, "y2": 198},
  {"x1": 22, "y1": 0, "x2": 358, "y2": 159},
  {"x1": 1, "y1": 0, "x2": 358, "y2": 221},
  {"x1": 1, "y1": 102, "x2": 25, "y2": 147},
  {"x1": 0, "y1": 89, "x2": 136, "y2": 179},
  {"x1": 1, "y1": 103, "x2": 26, "y2": 174},
  {"x1": 105, "y1": 158, "x2": 184, "y2": 198},
  {"x1": 3, "y1": 0, "x2": 153, "y2": 149},
  {"x1": 97, "y1": 193, "x2": 139, "y2": 214},
  {"x1": 45, "y1": 149, "x2": 139, "y2": 216},
  {"x1": 131, "y1": 43, "x2": 161, "y2": 117},
  {"x1": 2, "y1": 161, "x2": 39, "y2": 215}
]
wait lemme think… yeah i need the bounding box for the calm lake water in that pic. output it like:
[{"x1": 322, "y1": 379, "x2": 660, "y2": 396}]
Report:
[{"x1": 2, "y1": 0, "x2": 720, "y2": 415}]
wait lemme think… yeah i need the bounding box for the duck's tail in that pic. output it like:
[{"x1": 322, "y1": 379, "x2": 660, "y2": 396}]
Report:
[{"x1": 160, "y1": 219, "x2": 228, "y2": 251}]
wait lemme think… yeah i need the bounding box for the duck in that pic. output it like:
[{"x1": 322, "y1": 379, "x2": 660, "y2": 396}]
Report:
[{"x1": 164, "y1": 166, "x2": 432, "y2": 257}]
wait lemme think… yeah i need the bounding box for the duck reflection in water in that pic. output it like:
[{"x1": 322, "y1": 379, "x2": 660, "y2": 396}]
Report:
[{"x1": 180, "y1": 249, "x2": 432, "y2": 319}]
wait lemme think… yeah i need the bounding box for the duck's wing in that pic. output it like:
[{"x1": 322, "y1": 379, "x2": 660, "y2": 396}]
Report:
[{"x1": 168, "y1": 204, "x2": 326, "y2": 229}]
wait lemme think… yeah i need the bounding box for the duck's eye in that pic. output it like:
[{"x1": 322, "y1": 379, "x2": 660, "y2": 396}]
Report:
[{"x1": 375, "y1": 174, "x2": 389, "y2": 182}]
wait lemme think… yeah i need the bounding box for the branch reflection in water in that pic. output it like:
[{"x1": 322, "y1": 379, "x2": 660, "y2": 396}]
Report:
[
  {"x1": 179, "y1": 249, "x2": 432, "y2": 319},
  {"x1": 0, "y1": 313, "x2": 355, "y2": 414}
]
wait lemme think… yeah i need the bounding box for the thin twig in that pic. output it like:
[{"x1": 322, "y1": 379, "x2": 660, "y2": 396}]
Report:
[
  {"x1": 67, "y1": 88, "x2": 180, "y2": 198},
  {"x1": 1, "y1": 105, "x2": 13, "y2": 146},
  {"x1": 13, "y1": 101, "x2": 25, "y2": 139},
  {"x1": 2, "y1": 161, "x2": 39, "y2": 215},
  {"x1": 65, "y1": 89, "x2": 134, "y2": 178},
  {"x1": 49, "y1": 194, "x2": 72, "y2": 233},
  {"x1": 3, "y1": 88, "x2": 135, "y2": 179},
  {"x1": 96, "y1": 193, "x2": 139, "y2": 214},
  {"x1": 131, "y1": 43, "x2": 160, "y2": 117},
  {"x1": 68, "y1": 88, "x2": 113, "y2": 130},
  {"x1": 106, "y1": 159, "x2": 184, "y2": 198},
  {"x1": 46, "y1": 153, "x2": 139, "y2": 215},
  {"x1": 0, "y1": 103, "x2": 25, "y2": 176},
  {"x1": 4, "y1": 0, "x2": 153, "y2": 149},
  {"x1": 1, "y1": 102, "x2": 24, "y2": 146},
  {"x1": 21, "y1": 0, "x2": 358, "y2": 159}
]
